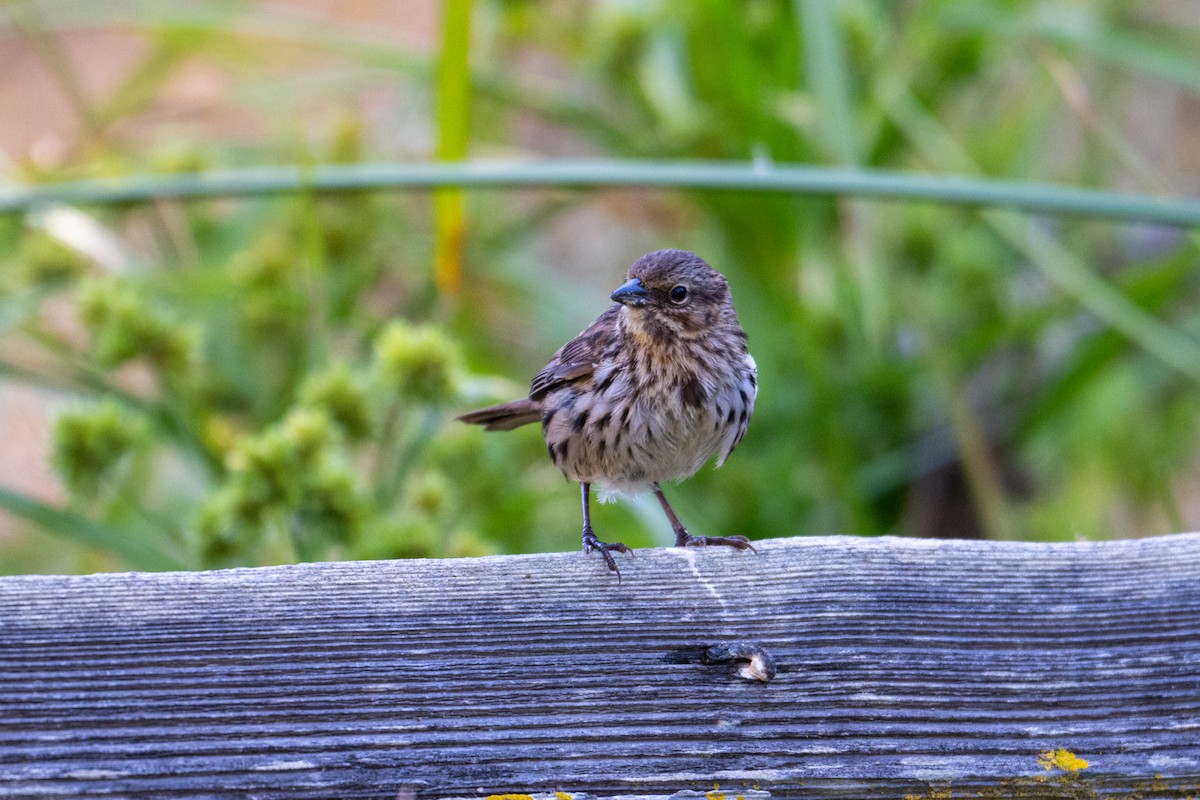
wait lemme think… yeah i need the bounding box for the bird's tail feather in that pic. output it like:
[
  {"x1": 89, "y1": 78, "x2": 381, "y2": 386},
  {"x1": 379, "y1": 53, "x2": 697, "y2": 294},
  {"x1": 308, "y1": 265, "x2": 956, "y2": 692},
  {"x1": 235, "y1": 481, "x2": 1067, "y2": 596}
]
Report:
[{"x1": 456, "y1": 398, "x2": 542, "y2": 431}]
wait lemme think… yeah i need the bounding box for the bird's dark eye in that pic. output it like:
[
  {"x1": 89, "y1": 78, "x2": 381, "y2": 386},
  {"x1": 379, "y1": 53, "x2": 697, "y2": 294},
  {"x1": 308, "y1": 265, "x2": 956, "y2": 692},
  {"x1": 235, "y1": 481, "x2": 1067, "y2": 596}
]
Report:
[{"x1": 669, "y1": 285, "x2": 689, "y2": 304}]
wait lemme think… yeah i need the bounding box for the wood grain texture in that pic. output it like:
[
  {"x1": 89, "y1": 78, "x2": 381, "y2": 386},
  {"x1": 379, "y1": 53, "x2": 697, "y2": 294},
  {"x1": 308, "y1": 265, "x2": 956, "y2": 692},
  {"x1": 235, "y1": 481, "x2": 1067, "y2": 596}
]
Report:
[{"x1": 2, "y1": 533, "x2": 1200, "y2": 799}]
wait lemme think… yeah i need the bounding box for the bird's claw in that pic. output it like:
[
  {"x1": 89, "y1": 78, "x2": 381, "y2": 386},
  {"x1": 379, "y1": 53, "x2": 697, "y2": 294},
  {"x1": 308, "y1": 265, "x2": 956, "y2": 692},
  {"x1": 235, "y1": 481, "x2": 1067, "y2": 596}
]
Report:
[
  {"x1": 677, "y1": 532, "x2": 757, "y2": 553},
  {"x1": 582, "y1": 527, "x2": 633, "y2": 580}
]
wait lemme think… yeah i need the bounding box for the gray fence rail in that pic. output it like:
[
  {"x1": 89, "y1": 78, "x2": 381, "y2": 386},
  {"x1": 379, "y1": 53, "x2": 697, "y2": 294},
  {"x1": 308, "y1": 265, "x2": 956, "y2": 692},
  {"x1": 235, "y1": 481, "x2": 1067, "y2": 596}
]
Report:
[{"x1": 2, "y1": 533, "x2": 1199, "y2": 799}]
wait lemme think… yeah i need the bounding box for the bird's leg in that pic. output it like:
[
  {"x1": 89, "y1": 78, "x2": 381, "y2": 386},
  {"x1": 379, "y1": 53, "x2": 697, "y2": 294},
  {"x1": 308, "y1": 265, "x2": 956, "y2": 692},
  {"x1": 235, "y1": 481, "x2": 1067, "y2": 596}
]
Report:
[
  {"x1": 580, "y1": 482, "x2": 633, "y2": 578},
  {"x1": 653, "y1": 484, "x2": 756, "y2": 552}
]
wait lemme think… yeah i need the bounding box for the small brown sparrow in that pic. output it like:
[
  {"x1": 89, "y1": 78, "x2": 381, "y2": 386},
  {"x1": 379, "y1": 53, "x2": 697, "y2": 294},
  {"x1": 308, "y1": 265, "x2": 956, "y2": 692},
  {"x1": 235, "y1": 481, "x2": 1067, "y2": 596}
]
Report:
[{"x1": 458, "y1": 249, "x2": 757, "y2": 577}]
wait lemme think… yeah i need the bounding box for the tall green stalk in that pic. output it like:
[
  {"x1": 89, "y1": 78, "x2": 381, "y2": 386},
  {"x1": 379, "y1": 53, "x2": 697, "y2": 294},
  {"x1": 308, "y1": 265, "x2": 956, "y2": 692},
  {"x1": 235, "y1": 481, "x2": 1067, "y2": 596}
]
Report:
[
  {"x1": 5, "y1": 162, "x2": 1198, "y2": 227},
  {"x1": 434, "y1": 0, "x2": 473, "y2": 295}
]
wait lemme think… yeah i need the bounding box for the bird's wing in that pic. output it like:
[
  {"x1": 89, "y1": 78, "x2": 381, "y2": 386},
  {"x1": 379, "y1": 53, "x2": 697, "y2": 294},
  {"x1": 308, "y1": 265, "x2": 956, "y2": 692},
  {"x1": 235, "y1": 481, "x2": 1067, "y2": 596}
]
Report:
[
  {"x1": 716, "y1": 352, "x2": 758, "y2": 467},
  {"x1": 529, "y1": 304, "x2": 619, "y2": 400}
]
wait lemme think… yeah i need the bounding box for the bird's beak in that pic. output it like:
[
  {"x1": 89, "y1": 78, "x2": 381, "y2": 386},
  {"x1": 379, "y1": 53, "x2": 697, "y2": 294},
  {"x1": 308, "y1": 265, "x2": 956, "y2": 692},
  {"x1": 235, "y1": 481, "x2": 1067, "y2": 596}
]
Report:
[{"x1": 610, "y1": 277, "x2": 652, "y2": 306}]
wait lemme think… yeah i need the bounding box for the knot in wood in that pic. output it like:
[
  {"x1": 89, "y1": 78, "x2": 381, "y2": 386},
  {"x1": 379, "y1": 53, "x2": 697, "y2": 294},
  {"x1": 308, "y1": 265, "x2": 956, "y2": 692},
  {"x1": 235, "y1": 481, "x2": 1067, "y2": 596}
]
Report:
[{"x1": 703, "y1": 641, "x2": 777, "y2": 682}]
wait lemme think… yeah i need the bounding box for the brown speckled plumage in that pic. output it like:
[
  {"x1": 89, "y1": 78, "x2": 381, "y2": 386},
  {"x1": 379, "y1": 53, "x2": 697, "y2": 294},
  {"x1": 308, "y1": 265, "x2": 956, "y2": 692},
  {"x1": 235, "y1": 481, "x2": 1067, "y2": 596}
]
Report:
[{"x1": 458, "y1": 249, "x2": 757, "y2": 578}]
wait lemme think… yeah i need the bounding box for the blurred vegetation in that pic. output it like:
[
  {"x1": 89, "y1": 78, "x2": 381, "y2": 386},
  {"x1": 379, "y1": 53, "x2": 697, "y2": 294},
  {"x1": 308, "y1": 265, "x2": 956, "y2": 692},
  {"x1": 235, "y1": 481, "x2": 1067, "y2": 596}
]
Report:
[{"x1": 1, "y1": 0, "x2": 1199, "y2": 573}]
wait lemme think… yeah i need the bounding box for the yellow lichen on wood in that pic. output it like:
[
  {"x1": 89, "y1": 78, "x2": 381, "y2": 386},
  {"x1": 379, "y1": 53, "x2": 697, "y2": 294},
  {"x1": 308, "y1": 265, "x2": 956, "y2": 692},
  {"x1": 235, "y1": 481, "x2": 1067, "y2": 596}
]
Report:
[
  {"x1": 485, "y1": 794, "x2": 535, "y2": 800},
  {"x1": 554, "y1": 793, "x2": 572, "y2": 800},
  {"x1": 1038, "y1": 748, "x2": 1090, "y2": 773},
  {"x1": 706, "y1": 782, "x2": 725, "y2": 800},
  {"x1": 902, "y1": 788, "x2": 952, "y2": 800}
]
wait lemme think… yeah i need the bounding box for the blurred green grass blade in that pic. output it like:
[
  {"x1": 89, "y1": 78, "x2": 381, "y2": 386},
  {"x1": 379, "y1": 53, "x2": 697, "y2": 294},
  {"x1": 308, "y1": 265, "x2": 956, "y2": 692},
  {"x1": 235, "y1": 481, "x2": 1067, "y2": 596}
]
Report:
[
  {"x1": 797, "y1": 0, "x2": 859, "y2": 164},
  {"x1": 945, "y1": 6, "x2": 1200, "y2": 94},
  {"x1": 1073, "y1": 28, "x2": 1200, "y2": 94},
  {"x1": 988, "y1": 209, "x2": 1200, "y2": 386},
  {"x1": 4, "y1": 160, "x2": 1200, "y2": 227},
  {"x1": 880, "y1": 84, "x2": 1200, "y2": 387},
  {"x1": 1039, "y1": 53, "x2": 1167, "y2": 191},
  {"x1": 1017, "y1": 253, "x2": 1198, "y2": 440},
  {"x1": 796, "y1": 0, "x2": 887, "y2": 346},
  {"x1": 434, "y1": 0, "x2": 472, "y2": 295},
  {"x1": 0, "y1": 486, "x2": 188, "y2": 570},
  {"x1": 93, "y1": 28, "x2": 213, "y2": 132}
]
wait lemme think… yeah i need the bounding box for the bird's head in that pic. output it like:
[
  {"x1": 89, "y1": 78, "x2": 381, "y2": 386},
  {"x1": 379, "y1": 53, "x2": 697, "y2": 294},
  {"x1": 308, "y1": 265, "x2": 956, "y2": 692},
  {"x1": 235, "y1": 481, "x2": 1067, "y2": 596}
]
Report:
[{"x1": 610, "y1": 249, "x2": 736, "y2": 340}]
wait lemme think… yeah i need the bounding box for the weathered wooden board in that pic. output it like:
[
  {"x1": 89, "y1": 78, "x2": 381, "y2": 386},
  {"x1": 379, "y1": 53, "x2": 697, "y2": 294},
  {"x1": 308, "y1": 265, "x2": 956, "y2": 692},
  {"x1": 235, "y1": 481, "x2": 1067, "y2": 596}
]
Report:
[{"x1": 2, "y1": 534, "x2": 1199, "y2": 799}]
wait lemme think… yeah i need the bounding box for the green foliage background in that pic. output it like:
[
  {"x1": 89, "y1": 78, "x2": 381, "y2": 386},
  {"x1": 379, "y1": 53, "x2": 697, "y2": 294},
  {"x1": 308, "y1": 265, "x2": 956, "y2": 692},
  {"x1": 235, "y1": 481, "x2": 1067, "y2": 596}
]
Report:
[{"x1": 2, "y1": 0, "x2": 1199, "y2": 573}]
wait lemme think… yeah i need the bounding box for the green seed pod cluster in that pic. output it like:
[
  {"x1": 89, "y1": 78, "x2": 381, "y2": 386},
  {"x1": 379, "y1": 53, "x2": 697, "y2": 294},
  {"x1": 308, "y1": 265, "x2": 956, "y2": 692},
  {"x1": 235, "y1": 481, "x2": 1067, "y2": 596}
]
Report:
[
  {"x1": 76, "y1": 278, "x2": 198, "y2": 377},
  {"x1": 51, "y1": 399, "x2": 148, "y2": 502},
  {"x1": 372, "y1": 320, "x2": 460, "y2": 406},
  {"x1": 196, "y1": 408, "x2": 366, "y2": 562},
  {"x1": 298, "y1": 363, "x2": 372, "y2": 442}
]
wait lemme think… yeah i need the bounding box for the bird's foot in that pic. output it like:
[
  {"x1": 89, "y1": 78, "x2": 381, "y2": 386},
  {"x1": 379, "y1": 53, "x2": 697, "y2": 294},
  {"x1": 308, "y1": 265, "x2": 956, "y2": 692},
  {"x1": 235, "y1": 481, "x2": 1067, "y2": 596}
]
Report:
[
  {"x1": 675, "y1": 530, "x2": 757, "y2": 553},
  {"x1": 582, "y1": 526, "x2": 633, "y2": 579}
]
